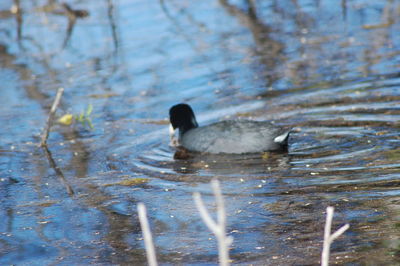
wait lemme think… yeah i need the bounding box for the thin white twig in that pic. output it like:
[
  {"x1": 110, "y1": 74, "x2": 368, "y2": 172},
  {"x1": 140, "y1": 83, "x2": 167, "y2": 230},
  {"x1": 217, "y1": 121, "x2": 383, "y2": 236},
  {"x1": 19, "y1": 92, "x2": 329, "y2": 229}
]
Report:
[
  {"x1": 212, "y1": 180, "x2": 225, "y2": 230},
  {"x1": 330, "y1": 224, "x2": 350, "y2": 241},
  {"x1": 193, "y1": 192, "x2": 220, "y2": 233},
  {"x1": 321, "y1": 206, "x2": 350, "y2": 266},
  {"x1": 137, "y1": 203, "x2": 158, "y2": 266},
  {"x1": 322, "y1": 207, "x2": 334, "y2": 266},
  {"x1": 40, "y1": 87, "x2": 64, "y2": 147},
  {"x1": 193, "y1": 179, "x2": 231, "y2": 266}
]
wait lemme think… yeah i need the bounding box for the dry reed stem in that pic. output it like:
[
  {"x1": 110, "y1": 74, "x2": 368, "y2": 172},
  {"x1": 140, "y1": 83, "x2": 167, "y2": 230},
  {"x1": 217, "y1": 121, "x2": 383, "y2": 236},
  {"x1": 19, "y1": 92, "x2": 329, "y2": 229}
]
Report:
[
  {"x1": 137, "y1": 203, "x2": 158, "y2": 266},
  {"x1": 193, "y1": 179, "x2": 232, "y2": 266},
  {"x1": 321, "y1": 206, "x2": 350, "y2": 266},
  {"x1": 40, "y1": 87, "x2": 64, "y2": 147}
]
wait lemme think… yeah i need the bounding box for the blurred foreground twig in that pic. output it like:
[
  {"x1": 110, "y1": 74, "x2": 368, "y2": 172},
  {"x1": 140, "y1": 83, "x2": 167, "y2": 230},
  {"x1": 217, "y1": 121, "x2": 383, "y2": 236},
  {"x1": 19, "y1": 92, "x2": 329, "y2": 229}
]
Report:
[
  {"x1": 137, "y1": 203, "x2": 158, "y2": 266},
  {"x1": 193, "y1": 179, "x2": 233, "y2": 266},
  {"x1": 137, "y1": 183, "x2": 350, "y2": 266},
  {"x1": 321, "y1": 206, "x2": 350, "y2": 266}
]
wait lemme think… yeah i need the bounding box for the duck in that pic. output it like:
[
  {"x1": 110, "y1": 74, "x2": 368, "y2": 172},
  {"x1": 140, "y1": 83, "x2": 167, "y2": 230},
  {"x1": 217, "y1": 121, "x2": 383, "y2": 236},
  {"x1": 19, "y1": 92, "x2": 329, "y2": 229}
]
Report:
[{"x1": 169, "y1": 103, "x2": 291, "y2": 154}]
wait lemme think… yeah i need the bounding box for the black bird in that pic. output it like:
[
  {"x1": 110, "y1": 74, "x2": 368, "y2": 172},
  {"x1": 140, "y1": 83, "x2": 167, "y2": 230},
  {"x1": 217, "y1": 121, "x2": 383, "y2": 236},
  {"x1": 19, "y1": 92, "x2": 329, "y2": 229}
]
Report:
[{"x1": 169, "y1": 103, "x2": 290, "y2": 154}]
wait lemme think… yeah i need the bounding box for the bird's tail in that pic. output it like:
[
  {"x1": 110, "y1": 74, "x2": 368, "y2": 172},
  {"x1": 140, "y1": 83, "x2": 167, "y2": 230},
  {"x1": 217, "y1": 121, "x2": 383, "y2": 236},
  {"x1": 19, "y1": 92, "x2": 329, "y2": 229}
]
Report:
[{"x1": 273, "y1": 130, "x2": 291, "y2": 145}]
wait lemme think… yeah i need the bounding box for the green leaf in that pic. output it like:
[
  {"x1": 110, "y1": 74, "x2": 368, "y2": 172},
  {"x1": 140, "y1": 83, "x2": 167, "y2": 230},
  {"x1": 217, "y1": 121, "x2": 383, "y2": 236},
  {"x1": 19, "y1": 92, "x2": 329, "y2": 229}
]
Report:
[
  {"x1": 86, "y1": 118, "x2": 94, "y2": 129},
  {"x1": 86, "y1": 104, "x2": 93, "y2": 116}
]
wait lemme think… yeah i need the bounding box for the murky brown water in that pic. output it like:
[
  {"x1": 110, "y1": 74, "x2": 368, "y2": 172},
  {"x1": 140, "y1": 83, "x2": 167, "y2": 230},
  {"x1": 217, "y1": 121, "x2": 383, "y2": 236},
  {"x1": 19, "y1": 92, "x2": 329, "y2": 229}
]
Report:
[{"x1": 1, "y1": 0, "x2": 400, "y2": 265}]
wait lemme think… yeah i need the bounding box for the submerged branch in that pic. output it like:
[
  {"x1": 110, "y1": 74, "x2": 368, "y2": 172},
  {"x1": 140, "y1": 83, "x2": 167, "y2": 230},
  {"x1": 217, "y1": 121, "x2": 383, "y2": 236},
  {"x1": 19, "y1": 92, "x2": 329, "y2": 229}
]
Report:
[
  {"x1": 13, "y1": 0, "x2": 22, "y2": 43},
  {"x1": 61, "y1": 3, "x2": 89, "y2": 49},
  {"x1": 43, "y1": 145, "x2": 74, "y2": 196},
  {"x1": 106, "y1": 0, "x2": 119, "y2": 52}
]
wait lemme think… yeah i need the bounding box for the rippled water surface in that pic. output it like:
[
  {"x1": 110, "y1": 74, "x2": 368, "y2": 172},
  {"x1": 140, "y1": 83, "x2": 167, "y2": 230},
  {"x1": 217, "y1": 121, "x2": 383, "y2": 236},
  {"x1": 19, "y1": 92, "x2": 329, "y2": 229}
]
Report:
[{"x1": 1, "y1": 0, "x2": 400, "y2": 265}]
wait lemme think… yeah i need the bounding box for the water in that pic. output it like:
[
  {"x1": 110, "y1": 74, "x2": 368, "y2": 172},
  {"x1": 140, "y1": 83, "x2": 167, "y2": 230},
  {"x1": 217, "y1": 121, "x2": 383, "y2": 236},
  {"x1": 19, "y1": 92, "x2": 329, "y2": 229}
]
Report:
[{"x1": 1, "y1": 0, "x2": 399, "y2": 264}]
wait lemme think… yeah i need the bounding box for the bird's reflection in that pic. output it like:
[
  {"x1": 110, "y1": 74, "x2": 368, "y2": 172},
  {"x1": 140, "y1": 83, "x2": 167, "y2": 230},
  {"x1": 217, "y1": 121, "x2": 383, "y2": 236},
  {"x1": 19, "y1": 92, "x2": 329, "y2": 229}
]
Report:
[{"x1": 170, "y1": 147, "x2": 291, "y2": 178}]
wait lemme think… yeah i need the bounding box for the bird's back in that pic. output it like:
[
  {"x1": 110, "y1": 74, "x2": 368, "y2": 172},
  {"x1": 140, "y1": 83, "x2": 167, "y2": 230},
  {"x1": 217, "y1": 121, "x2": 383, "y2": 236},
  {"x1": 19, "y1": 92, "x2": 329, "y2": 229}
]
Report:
[{"x1": 180, "y1": 120, "x2": 289, "y2": 154}]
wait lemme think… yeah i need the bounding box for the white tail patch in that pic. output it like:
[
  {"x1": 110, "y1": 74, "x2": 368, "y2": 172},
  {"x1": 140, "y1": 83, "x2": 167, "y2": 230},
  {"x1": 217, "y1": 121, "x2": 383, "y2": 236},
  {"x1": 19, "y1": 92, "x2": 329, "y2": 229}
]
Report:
[
  {"x1": 274, "y1": 131, "x2": 290, "y2": 143},
  {"x1": 169, "y1": 124, "x2": 179, "y2": 147},
  {"x1": 169, "y1": 124, "x2": 176, "y2": 137}
]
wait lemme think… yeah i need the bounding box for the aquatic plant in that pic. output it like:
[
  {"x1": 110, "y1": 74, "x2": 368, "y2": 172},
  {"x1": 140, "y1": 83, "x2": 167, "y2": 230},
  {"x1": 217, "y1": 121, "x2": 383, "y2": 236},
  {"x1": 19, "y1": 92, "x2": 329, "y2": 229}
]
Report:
[{"x1": 58, "y1": 103, "x2": 94, "y2": 129}]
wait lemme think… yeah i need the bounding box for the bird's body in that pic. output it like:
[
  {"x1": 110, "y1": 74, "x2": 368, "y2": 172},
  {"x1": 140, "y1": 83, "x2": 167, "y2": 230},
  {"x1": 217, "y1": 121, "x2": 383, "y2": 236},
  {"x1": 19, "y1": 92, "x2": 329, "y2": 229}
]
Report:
[{"x1": 169, "y1": 104, "x2": 290, "y2": 154}]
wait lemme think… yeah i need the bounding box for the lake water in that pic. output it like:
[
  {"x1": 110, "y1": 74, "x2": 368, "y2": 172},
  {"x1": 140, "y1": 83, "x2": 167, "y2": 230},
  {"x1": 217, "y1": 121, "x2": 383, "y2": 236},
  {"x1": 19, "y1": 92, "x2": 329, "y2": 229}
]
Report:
[{"x1": 0, "y1": 0, "x2": 399, "y2": 265}]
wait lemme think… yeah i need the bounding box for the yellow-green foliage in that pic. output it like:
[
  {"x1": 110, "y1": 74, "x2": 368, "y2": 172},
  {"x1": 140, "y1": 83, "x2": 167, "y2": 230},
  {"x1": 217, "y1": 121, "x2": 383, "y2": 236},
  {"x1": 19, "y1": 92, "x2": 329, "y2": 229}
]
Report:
[{"x1": 58, "y1": 104, "x2": 93, "y2": 129}]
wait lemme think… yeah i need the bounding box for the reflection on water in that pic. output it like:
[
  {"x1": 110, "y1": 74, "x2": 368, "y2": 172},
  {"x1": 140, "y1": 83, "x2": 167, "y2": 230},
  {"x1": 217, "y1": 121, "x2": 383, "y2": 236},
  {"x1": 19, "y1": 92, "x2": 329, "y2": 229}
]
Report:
[{"x1": 0, "y1": 0, "x2": 400, "y2": 265}]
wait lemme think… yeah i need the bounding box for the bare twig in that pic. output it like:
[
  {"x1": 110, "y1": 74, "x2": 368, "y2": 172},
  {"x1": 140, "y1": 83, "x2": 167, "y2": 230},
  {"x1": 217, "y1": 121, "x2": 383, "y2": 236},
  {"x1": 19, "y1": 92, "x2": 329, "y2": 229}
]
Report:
[
  {"x1": 321, "y1": 206, "x2": 350, "y2": 266},
  {"x1": 193, "y1": 179, "x2": 232, "y2": 266},
  {"x1": 40, "y1": 87, "x2": 64, "y2": 147},
  {"x1": 137, "y1": 203, "x2": 158, "y2": 266}
]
